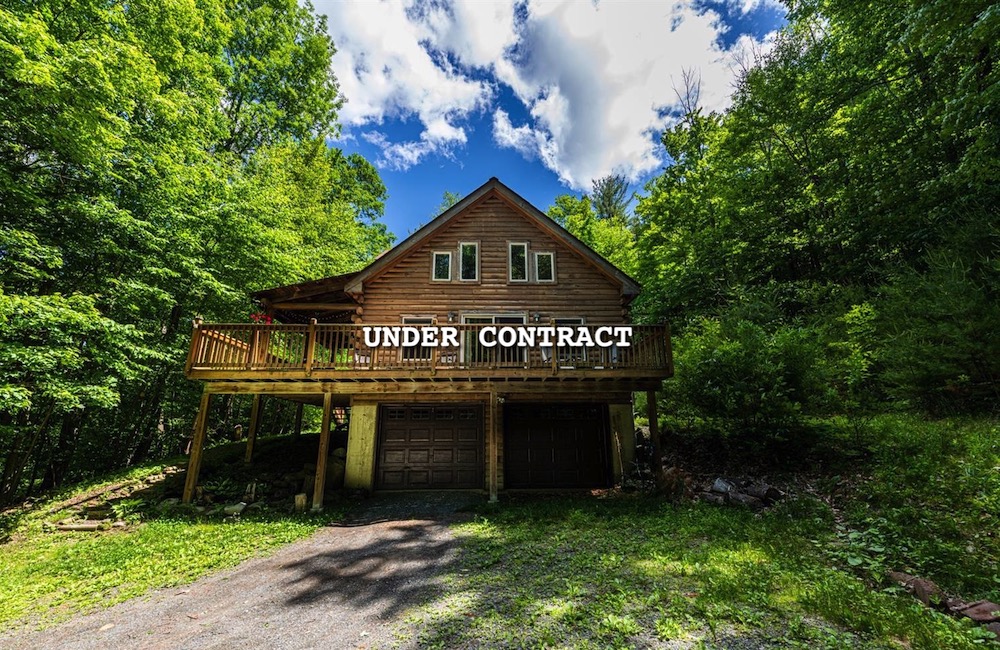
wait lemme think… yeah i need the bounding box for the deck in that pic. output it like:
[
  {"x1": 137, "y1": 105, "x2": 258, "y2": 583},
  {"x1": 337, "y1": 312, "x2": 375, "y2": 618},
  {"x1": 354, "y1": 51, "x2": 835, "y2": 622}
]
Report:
[{"x1": 185, "y1": 321, "x2": 673, "y2": 384}]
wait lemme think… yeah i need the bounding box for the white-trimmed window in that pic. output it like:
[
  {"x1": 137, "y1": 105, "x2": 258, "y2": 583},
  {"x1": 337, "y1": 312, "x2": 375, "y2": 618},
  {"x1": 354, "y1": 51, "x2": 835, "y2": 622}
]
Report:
[
  {"x1": 535, "y1": 251, "x2": 555, "y2": 282},
  {"x1": 401, "y1": 316, "x2": 434, "y2": 361},
  {"x1": 508, "y1": 242, "x2": 528, "y2": 282},
  {"x1": 432, "y1": 251, "x2": 451, "y2": 281},
  {"x1": 459, "y1": 242, "x2": 479, "y2": 281}
]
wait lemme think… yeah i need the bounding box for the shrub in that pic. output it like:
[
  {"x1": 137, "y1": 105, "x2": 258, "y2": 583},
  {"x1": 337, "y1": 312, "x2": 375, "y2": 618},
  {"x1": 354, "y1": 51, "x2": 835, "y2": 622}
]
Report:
[{"x1": 665, "y1": 317, "x2": 831, "y2": 434}]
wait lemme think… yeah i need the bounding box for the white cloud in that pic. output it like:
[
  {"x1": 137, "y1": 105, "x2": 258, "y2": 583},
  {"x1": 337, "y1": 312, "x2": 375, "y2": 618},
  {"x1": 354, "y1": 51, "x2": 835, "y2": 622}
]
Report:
[
  {"x1": 316, "y1": 0, "x2": 780, "y2": 186},
  {"x1": 315, "y1": 0, "x2": 492, "y2": 169}
]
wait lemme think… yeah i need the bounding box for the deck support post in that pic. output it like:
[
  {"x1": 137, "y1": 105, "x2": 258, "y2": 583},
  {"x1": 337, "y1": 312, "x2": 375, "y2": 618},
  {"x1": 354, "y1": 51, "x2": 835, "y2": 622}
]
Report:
[
  {"x1": 312, "y1": 392, "x2": 333, "y2": 511},
  {"x1": 488, "y1": 392, "x2": 499, "y2": 503},
  {"x1": 182, "y1": 391, "x2": 212, "y2": 504},
  {"x1": 645, "y1": 390, "x2": 662, "y2": 476},
  {"x1": 244, "y1": 394, "x2": 262, "y2": 463},
  {"x1": 292, "y1": 402, "x2": 304, "y2": 439}
]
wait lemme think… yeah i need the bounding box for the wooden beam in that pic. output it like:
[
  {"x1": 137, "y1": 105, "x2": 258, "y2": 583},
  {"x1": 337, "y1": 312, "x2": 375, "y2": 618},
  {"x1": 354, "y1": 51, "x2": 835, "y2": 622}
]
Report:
[
  {"x1": 646, "y1": 390, "x2": 662, "y2": 475},
  {"x1": 292, "y1": 402, "x2": 304, "y2": 439},
  {"x1": 312, "y1": 392, "x2": 333, "y2": 511},
  {"x1": 188, "y1": 367, "x2": 672, "y2": 382},
  {"x1": 344, "y1": 401, "x2": 377, "y2": 490},
  {"x1": 244, "y1": 394, "x2": 262, "y2": 464},
  {"x1": 489, "y1": 392, "x2": 499, "y2": 502},
  {"x1": 272, "y1": 302, "x2": 358, "y2": 311},
  {"x1": 182, "y1": 391, "x2": 212, "y2": 504},
  {"x1": 204, "y1": 379, "x2": 664, "y2": 396}
]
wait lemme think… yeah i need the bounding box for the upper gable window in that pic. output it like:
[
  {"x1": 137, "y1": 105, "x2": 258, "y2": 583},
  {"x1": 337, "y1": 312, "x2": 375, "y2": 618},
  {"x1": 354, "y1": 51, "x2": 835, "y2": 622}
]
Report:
[
  {"x1": 460, "y1": 242, "x2": 478, "y2": 281},
  {"x1": 535, "y1": 251, "x2": 555, "y2": 282},
  {"x1": 509, "y1": 242, "x2": 527, "y2": 282},
  {"x1": 432, "y1": 251, "x2": 451, "y2": 281}
]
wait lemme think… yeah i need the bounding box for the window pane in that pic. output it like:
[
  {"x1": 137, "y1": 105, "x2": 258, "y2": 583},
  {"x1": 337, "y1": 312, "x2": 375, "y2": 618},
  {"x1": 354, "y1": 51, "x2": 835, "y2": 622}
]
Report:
[
  {"x1": 510, "y1": 244, "x2": 526, "y2": 281},
  {"x1": 461, "y1": 244, "x2": 477, "y2": 280},
  {"x1": 402, "y1": 317, "x2": 433, "y2": 360},
  {"x1": 536, "y1": 253, "x2": 553, "y2": 281},
  {"x1": 433, "y1": 253, "x2": 450, "y2": 280}
]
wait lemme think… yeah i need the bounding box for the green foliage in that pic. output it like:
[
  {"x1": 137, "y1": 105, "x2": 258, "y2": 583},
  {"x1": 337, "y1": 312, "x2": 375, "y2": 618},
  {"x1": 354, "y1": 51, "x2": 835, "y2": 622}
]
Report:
[
  {"x1": 590, "y1": 173, "x2": 630, "y2": 222},
  {"x1": 667, "y1": 318, "x2": 831, "y2": 432},
  {"x1": 547, "y1": 191, "x2": 637, "y2": 275},
  {"x1": 0, "y1": 0, "x2": 390, "y2": 503},
  {"x1": 434, "y1": 190, "x2": 463, "y2": 216},
  {"x1": 400, "y1": 496, "x2": 991, "y2": 649},
  {"x1": 837, "y1": 415, "x2": 1000, "y2": 597},
  {"x1": 634, "y1": 0, "x2": 1000, "y2": 418}
]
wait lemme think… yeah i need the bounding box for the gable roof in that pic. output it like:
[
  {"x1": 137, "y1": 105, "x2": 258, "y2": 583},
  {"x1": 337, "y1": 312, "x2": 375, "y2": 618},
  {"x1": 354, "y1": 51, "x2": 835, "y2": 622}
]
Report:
[
  {"x1": 345, "y1": 177, "x2": 641, "y2": 297},
  {"x1": 254, "y1": 177, "x2": 641, "y2": 318}
]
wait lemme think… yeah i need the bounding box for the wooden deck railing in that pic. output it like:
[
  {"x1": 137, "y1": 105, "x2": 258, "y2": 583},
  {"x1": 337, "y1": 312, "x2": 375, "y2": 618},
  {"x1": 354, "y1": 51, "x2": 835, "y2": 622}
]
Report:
[{"x1": 185, "y1": 321, "x2": 673, "y2": 380}]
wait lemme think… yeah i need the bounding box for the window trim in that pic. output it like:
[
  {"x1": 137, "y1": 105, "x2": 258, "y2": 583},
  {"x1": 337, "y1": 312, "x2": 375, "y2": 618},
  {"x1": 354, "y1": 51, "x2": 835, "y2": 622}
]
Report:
[
  {"x1": 431, "y1": 251, "x2": 452, "y2": 282},
  {"x1": 534, "y1": 251, "x2": 556, "y2": 283},
  {"x1": 508, "y1": 242, "x2": 529, "y2": 283},
  {"x1": 400, "y1": 315, "x2": 435, "y2": 362},
  {"x1": 459, "y1": 241, "x2": 479, "y2": 282}
]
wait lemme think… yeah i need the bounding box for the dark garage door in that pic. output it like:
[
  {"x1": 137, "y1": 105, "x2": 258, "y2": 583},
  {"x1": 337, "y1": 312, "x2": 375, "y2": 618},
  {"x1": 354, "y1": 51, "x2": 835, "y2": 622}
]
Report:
[
  {"x1": 376, "y1": 404, "x2": 483, "y2": 489},
  {"x1": 504, "y1": 403, "x2": 611, "y2": 488}
]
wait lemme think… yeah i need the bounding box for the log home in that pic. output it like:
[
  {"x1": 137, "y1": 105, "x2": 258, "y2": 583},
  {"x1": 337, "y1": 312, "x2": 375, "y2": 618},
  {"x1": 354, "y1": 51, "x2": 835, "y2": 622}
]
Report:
[{"x1": 183, "y1": 178, "x2": 672, "y2": 507}]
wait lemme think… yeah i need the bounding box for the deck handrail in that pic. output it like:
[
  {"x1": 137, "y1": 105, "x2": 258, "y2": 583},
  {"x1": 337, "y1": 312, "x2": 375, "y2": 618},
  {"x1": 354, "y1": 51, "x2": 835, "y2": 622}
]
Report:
[{"x1": 185, "y1": 321, "x2": 672, "y2": 378}]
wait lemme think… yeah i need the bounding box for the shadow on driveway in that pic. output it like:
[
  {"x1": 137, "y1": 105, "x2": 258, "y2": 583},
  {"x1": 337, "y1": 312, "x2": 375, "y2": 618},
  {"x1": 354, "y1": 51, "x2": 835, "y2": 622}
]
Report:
[{"x1": 1, "y1": 491, "x2": 483, "y2": 650}]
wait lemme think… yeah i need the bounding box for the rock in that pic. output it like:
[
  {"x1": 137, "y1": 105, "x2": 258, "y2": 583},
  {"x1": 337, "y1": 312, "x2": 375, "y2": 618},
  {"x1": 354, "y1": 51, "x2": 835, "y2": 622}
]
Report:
[
  {"x1": 985, "y1": 622, "x2": 1000, "y2": 639},
  {"x1": 727, "y1": 492, "x2": 764, "y2": 510},
  {"x1": 223, "y1": 502, "x2": 246, "y2": 515},
  {"x1": 332, "y1": 447, "x2": 347, "y2": 459},
  {"x1": 946, "y1": 597, "x2": 970, "y2": 613},
  {"x1": 909, "y1": 578, "x2": 945, "y2": 607},
  {"x1": 955, "y1": 601, "x2": 1000, "y2": 623},
  {"x1": 710, "y1": 478, "x2": 735, "y2": 494},
  {"x1": 326, "y1": 459, "x2": 345, "y2": 488},
  {"x1": 743, "y1": 481, "x2": 785, "y2": 503},
  {"x1": 160, "y1": 498, "x2": 180, "y2": 507},
  {"x1": 112, "y1": 521, "x2": 127, "y2": 528},
  {"x1": 699, "y1": 492, "x2": 726, "y2": 505},
  {"x1": 888, "y1": 571, "x2": 945, "y2": 607}
]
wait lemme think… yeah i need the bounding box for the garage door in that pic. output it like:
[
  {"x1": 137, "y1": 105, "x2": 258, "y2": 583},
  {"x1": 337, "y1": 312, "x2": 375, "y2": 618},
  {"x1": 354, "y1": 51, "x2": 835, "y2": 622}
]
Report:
[
  {"x1": 504, "y1": 403, "x2": 611, "y2": 488},
  {"x1": 376, "y1": 404, "x2": 483, "y2": 489}
]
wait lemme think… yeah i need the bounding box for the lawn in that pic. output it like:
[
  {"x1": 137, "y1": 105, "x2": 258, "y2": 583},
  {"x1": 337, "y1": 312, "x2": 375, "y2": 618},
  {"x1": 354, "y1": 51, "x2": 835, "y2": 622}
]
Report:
[
  {"x1": 0, "y1": 415, "x2": 997, "y2": 648},
  {"x1": 0, "y1": 440, "x2": 343, "y2": 632},
  {"x1": 400, "y1": 495, "x2": 996, "y2": 649}
]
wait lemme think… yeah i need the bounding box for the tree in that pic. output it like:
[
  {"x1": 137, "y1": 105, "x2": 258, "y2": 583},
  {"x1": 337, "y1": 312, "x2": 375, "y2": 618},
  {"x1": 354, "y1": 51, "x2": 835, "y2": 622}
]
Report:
[
  {"x1": 0, "y1": 0, "x2": 391, "y2": 502},
  {"x1": 547, "y1": 193, "x2": 637, "y2": 275},
  {"x1": 633, "y1": 0, "x2": 1000, "y2": 422},
  {"x1": 434, "y1": 191, "x2": 463, "y2": 216},
  {"x1": 591, "y1": 174, "x2": 630, "y2": 222}
]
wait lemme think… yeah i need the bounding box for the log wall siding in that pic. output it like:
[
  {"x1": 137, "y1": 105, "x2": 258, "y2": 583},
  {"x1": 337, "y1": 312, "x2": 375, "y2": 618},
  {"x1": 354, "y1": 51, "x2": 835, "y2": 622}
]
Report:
[{"x1": 361, "y1": 195, "x2": 627, "y2": 323}]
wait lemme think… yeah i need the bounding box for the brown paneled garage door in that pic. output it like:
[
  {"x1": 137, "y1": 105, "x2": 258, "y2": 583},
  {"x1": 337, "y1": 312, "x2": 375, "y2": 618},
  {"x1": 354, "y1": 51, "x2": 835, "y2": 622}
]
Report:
[
  {"x1": 504, "y1": 403, "x2": 611, "y2": 488},
  {"x1": 375, "y1": 403, "x2": 483, "y2": 490}
]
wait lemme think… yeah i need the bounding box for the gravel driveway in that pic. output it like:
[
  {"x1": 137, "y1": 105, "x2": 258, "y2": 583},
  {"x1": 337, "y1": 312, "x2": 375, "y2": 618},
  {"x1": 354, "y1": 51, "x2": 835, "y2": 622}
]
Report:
[{"x1": 2, "y1": 492, "x2": 481, "y2": 650}]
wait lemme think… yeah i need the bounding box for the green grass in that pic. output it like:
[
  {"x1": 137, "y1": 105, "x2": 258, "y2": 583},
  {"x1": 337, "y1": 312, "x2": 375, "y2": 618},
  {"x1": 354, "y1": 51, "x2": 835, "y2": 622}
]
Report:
[
  {"x1": 401, "y1": 496, "x2": 996, "y2": 649},
  {"x1": 399, "y1": 414, "x2": 1000, "y2": 649},
  {"x1": 1, "y1": 415, "x2": 996, "y2": 647},
  {"x1": 831, "y1": 414, "x2": 1000, "y2": 597},
  {"x1": 0, "y1": 450, "x2": 342, "y2": 632}
]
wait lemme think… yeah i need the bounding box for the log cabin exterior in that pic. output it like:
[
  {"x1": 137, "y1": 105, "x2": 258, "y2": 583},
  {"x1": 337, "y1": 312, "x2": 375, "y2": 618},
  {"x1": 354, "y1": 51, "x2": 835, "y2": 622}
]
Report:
[{"x1": 183, "y1": 178, "x2": 672, "y2": 508}]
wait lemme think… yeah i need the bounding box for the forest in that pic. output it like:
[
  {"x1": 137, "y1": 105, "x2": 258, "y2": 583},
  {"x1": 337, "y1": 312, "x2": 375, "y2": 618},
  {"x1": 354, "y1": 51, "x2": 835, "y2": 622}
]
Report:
[{"x1": 2, "y1": 0, "x2": 998, "y2": 508}]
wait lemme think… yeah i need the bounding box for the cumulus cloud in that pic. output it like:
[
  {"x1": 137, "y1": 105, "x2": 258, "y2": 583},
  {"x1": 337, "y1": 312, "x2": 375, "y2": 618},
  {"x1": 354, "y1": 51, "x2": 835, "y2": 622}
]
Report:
[{"x1": 316, "y1": 0, "x2": 779, "y2": 186}]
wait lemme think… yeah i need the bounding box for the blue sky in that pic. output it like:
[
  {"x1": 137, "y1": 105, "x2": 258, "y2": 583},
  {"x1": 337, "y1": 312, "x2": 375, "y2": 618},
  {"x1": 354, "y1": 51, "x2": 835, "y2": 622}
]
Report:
[{"x1": 313, "y1": 0, "x2": 787, "y2": 239}]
